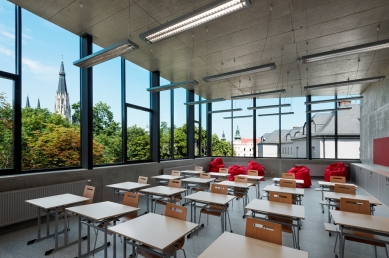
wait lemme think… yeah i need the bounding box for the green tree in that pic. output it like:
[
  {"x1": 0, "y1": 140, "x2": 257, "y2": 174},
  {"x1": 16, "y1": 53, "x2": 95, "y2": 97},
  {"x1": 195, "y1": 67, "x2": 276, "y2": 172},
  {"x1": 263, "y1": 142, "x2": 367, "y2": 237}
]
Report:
[
  {"x1": 127, "y1": 125, "x2": 150, "y2": 160},
  {"x1": 160, "y1": 121, "x2": 171, "y2": 159},
  {"x1": 212, "y1": 134, "x2": 235, "y2": 156},
  {"x1": 0, "y1": 92, "x2": 13, "y2": 169}
]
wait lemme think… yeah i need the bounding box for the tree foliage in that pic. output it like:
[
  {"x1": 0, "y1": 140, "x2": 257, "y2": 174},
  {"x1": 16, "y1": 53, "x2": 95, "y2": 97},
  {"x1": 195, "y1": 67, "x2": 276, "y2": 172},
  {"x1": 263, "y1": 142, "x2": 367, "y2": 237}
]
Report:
[{"x1": 0, "y1": 92, "x2": 13, "y2": 169}]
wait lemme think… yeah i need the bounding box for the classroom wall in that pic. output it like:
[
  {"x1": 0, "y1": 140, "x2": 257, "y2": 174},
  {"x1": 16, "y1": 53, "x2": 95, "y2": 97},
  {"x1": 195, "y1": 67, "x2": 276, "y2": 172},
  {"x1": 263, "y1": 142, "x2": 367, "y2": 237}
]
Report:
[{"x1": 361, "y1": 66, "x2": 389, "y2": 168}]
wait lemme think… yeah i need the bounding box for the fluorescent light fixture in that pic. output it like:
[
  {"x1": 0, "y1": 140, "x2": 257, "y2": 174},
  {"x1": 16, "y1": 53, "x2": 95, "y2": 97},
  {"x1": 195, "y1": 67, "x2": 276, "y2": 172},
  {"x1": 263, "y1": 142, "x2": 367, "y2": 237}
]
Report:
[
  {"x1": 231, "y1": 89, "x2": 286, "y2": 100},
  {"x1": 224, "y1": 115, "x2": 253, "y2": 119},
  {"x1": 304, "y1": 76, "x2": 385, "y2": 91},
  {"x1": 305, "y1": 96, "x2": 363, "y2": 105},
  {"x1": 247, "y1": 104, "x2": 291, "y2": 110},
  {"x1": 73, "y1": 39, "x2": 139, "y2": 68},
  {"x1": 306, "y1": 107, "x2": 352, "y2": 113},
  {"x1": 301, "y1": 39, "x2": 389, "y2": 63},
  {"x1": 139, "y1": 0, "x2": 251, "y2": 44},
  {"x1": 147, "y1": 79, "x2": 198, "y2": 92},
  {"x1": 257, "y1": 112, "x2": 294, "y2": 117},
  {"x1": 208, "y1": 108, "x2": 242, "y2": 114},
  {"x1": 184, "y1": 98, "x2": 225, "y2": 105},
  {"x1": 203, "y1": 63, "x2": 276, "y2": 82}
]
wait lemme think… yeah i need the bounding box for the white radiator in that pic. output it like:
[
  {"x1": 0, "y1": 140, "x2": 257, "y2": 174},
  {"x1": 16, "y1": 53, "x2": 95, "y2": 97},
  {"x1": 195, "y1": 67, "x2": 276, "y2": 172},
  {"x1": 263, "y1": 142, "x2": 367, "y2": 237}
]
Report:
[
  {"x1": 0, "y1": 180, "x2": 88, "y2": 227},
  {"x1": 295, "y1": 164, "x2": 328, "y2": 177}
]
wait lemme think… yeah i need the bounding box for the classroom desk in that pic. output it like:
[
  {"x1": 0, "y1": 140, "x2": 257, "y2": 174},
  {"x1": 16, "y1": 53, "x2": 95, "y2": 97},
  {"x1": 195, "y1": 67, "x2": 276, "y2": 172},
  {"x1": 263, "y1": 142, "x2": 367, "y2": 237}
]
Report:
[
  {"x1": 184, "y1": 191, "x2": 235, "y2": 235},
  {"x1": 181, "y1": 177, "x2": 215, "y2": 193},
  {"x1": 331, "y1": 210, "x2": 389, "y2": 258},
  {"x1": 207, "y1": 172, "x2": 229, "y2": 179},
  {"x1": 26, "y1": 194, "x2": 89, "y2": 256},
  {"x1": 214, "y1": 181, "x2": 252, "y2": 217},
  {"x1": 324, "y1": 192, "x2": 382, "y2": 223},
  {"x1": 263, "y1": 185, "x2": 305, "y2": 205},
  {"x1": 198, "y1": 232, "x2": 308, "y2": 258},
  {"x1": 139, "y1": 186, "x2": 187, "y2": 213},
  {"x1": 318, "y1": 181, "x2": 358, "y2": 199},
  {"x1": 66, "y1": 201, "x2": 139, "y2": 258},
  {"x1": 272, "y1": 178, "x2": 304, "y2": 186},
  {"x1": 151, "y1": 175, "x2": 183, "y2": 185},
  {"x1": 238, "y1": 174, "x2": 264, "y2": 199},
  {"x1": 108, "y1": 213, "x2": 198, "y2": 258},
  {"x1": 106, "y1": 182, "x2": 150, "y2": 203},
  {"x1": 180, "y1": 170, "x2": 202, "y2": 177},
  {"x1": 245, "y1": 199, "x2": 305, "y2": 250}
]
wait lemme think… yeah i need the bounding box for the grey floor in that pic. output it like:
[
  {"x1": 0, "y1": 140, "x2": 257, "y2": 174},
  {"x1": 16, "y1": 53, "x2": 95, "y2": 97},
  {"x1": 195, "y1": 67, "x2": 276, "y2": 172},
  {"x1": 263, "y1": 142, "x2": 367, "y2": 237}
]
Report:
[{"x1": 1, "y1": 178, "x2": 389, "y2": 258}]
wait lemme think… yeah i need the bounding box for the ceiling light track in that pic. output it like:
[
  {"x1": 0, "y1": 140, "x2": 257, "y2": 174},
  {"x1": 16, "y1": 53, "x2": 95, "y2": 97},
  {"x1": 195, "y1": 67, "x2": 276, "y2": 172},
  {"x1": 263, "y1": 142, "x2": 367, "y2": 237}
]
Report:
[
  {"x1": 247, "y1": 103, "x2": 291, "y2": 110},
  {"x1": 184, "y1": 97, "x2": 226, "y2": 105},
  {"x1": 304, "y1": 76, "x2": 385, "y2": 91},
  {"x1": 203, "y1": 63, "x2": 276, "y2": 82},
  {"x1": 305, "y1": 96, "x2": 363, "y2": 105},
  {"x1": 231, "y1": 89, "x2": 286, "y2": 100},
  {"x1": 208, "y1": 108, "x2": 242, "y2": 114},
  {"x1": 306, "y1": 107, "x2": 352, "y2": 113},
  {"x1": 147, "y1": 79, "x2": 198, "y2": 92}
]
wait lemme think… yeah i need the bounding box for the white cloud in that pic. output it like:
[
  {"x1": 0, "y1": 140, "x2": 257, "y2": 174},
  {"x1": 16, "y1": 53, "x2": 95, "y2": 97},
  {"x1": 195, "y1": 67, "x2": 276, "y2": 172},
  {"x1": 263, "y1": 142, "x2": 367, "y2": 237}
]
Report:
[
  {"x1": 0, "y1": 44, "x2": 13, "y2": 57},
  {"x1": 0, "y1": 30, "x2": 14, "y2": 40},
  {"x1": 22, "y1": 33, "x2": 33, "y2": 40},
  {"x1": 22, "y1": 57, "x2": 58, "y2": 75}
]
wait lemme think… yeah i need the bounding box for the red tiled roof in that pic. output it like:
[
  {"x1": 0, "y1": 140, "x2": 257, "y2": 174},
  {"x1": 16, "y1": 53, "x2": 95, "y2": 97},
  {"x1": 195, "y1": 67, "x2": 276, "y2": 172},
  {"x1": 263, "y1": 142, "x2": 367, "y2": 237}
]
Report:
[{"x1": 240, "y1": 138, "x2": 261, "y2": 144}]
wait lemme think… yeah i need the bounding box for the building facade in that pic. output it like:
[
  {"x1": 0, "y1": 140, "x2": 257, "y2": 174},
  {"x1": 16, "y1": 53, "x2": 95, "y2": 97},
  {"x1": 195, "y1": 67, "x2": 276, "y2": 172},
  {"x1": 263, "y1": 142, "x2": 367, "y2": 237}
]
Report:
[
  {"x1": 54, "y1": 61, "x2": 72, "y2": 122},
  {"x1": 232, "y1": 126, "x2": 260, "y2": 157}
]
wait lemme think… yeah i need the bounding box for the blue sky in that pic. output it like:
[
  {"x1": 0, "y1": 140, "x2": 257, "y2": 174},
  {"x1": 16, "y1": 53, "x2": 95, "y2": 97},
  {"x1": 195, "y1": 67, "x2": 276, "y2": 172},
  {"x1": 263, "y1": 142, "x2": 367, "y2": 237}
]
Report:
[{"x1": 0, "y1": 1, "x2": 360, "y2": 141}]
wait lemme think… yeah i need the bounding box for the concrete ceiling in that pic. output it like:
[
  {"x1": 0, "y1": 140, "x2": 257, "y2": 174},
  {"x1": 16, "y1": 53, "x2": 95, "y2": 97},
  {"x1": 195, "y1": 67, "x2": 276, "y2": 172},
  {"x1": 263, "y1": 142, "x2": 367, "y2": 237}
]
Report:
[{"x1": 9, "y1": 0, "x2": 389, "y2": 100}]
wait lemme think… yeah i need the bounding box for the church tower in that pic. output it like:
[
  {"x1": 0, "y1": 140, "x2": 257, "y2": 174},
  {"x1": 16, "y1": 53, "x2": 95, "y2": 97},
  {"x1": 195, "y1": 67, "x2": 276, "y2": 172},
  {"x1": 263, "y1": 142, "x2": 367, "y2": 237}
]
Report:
[{"x1": 54, "y1": 60, "x2": 71, "y2": 122}]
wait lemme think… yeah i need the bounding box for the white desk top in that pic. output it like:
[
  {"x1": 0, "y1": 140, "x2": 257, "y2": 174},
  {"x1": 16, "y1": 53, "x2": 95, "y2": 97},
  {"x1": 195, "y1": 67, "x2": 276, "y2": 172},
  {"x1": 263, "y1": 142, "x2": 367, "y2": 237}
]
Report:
[
  {"x1": 181, "y1": 178, "x2": 215, "y2": 184},
  {"x1": 318, "y1": 181, "x2": 358, "y2": 187},
  {"x1": 184, "y1": 191, "x2": 236, "y2": 205},
  {"x1": 263, "y1": 185, "x2": 304, "y2": 196},
  {"x1": 151, "y1": 175, "x2": 183, "y2": 180},
  {"x1": 140, "y1": 186, "x2": 187, "y2": 196},
  {"x1": 207, "y1": 172, "x2": 229, "y2": 177},
  {"x1": 238, "y1": 175, "x2": 264, "y2": 180},
  {"x1": 108, "y1": 213, "x2": 198, "y2": 251},
  {"x1": 198, "y1": 232, "x2": 308, "y2": 258},
  {"x1": 331, "y1": 210, "x2": 389, "y2": 235},
  {"x1": 180, "y1": 170, "x2": 202, "y2": 175},
  {"x1": 215, "y1": 181, "x2": 253, "y2": 188},
  {"x1": 272, "y1": 178, "x2": 304, "y2": 184},
  {"x1": 66, "y1": 201, "x2": 139, "y2": 221},
  {"x1": 106, "y1": 182, "x2": 150, "y2": 191},
  {"x1": 26, "y1": 193, "x2": 89, "y2": 209},
  {"x1": 245, "y1": 199, "x2": 305, "y2": 219},
  {"x1": 324, "y1": 192, "x2": 381, "y2": 205}
]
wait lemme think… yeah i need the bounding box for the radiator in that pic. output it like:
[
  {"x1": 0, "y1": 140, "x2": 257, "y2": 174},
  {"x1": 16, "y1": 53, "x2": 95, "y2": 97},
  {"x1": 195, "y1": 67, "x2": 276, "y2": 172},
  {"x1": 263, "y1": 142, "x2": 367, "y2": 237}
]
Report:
[
  {"x1": 295, "y1": 164, "x2": 328, "y2": 177},
  {"x1": 0, "y1": 180, "x2": 89, "y2": 227}
]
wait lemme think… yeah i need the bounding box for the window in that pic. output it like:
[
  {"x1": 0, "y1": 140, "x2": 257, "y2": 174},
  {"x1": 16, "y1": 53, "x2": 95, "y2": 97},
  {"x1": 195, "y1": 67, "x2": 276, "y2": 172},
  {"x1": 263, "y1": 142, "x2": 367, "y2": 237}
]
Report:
[
  {"x1": 257, "y1": 98, "x2": 279, "y2": 157},
  {"x1": 200, "y1": 101, "x2": 207, "y2": 156},
  {"x1": 0, "y1": 1, "x2": 15, "y2": 74},
  {"x1": 173, "y1": 88, "x2": 187, "y2": 158},
  {"x1": 127, "y1": 108, "x2": 151, "y2": 161},
  {"x1": 0, "y1": 78, "x2": 13, "y2": 169},
  {"x1": 211, "y1": 100, "x2": 233, "y2": 156},
  {"x1": 160, "y1": 78, "x2": 172, "y2": 160},
  {"x1": 22, "y1": 9, "x2": 81, "y2": 169},
  {"x1": 233, "y1": 98, "x2": 253, "y2": 157}
]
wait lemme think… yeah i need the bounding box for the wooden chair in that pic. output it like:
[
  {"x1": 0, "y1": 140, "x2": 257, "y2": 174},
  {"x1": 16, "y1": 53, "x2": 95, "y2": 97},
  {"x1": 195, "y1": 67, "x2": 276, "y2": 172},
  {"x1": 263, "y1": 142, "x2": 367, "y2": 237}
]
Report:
[
  {"x1": 247, "y1": 170, "x2": 260, "y2": 199},
  {"x1": 228, "y1": 176, "x2": 249, "y2": 214},
  {"x1": 154, "y1": 180, "x2": 182, "y2": 212},
  {"x1": 333, "y1": 198, "x2": 389, "y2": 258},
  {"x1": 138, "y1": 176, "x2": 148, "y2": 184},
  {"x1": 282, "y1": 173, "x2": 295, "y2": 179},
  {"x1": 120, "y1": 192, "x2": 140, "y2": 222},
  {"x1": 279, "y1": 179, "x2": 297, "y2": 204},
  {"x1": 334, "y1": 184, "x2": 356, "y2": 194},
  {"x1": 268, "y1": 192, "x2": 298, "y2": 248},
  {"x1": 245, "y1": 217, "x2": 282, "y2": 245},
  {"x1": 329, "y1": 176, "x2": 346, "y2": 192},
  {"x1": 190, "y1": 173, "x2": 212, "y2": 193},
  {"x1": 194, "y1": 166, "x2": 203, "y2": 171},
  {"x1": 171, "y1": 170, "x2": 181, "y2": 176},
  {"x1": 83, "y1": 185, "x2": 95, "y2": 205},
  {"x1": 136, "y1": 203, "x2": 188, "y2": 258},
  {"x1": 199, "y1": 184, "x2": 232, "y2": 232},
  {"x1": 215, "y1": 168, "x2": 229, "y2": 182}
]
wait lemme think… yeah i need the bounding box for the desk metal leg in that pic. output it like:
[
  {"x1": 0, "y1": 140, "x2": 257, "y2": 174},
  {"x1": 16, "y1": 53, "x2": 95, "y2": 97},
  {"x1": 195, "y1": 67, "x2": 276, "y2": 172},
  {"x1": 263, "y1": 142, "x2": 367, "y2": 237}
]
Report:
[
  {"x1": 339, "y1": 226, "x2": 344, "y2": 258},
  {"x1": 146, "y1": 193, "x2": 150, "y2": 213},
  {"x1": 104, "y1": 222, "x2": 108, "y2": 258},
  {"x1": 46, "y1": 211, "x2": 49, "y2": 236},
  {"x1": 113, "y1": 233, "x2": 116, "y2": 258},
  {"x1": 113, "y1": 189, "x2": 116, "y2": 203},
  {"x1": 297, "y1": 220, "x2": 300, "y2": 249},
  {"x1": 38, "y1": 207, "x2": 42, "y2": 239},
  {"x1": 54, "y1": 209, "x2": 59, "y2": 250},
  {"x1": 78, "y1": 216, "x2": 81, "y2": 258},
  {"x1": 64, "y1": 209, "x2": 68, "y2": 245},
  {"x1": 132, "y1": 240, "x2": 136, "y2": 258},
  {"x1": 327, "y1": 199, "x2": 331, "y2": 223},
  {"x1": 87, "y1": 220, "x2": 91, "y2": 252},
  {"x1": 123, "y1": 237, "x2": 126, "y2": 258}
]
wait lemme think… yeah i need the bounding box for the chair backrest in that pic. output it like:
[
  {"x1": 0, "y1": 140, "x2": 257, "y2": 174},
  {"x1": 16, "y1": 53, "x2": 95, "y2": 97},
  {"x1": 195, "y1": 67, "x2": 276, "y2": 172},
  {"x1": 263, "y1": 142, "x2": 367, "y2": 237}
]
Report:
[
  {"x1": 138, "y1": 176, "x2": 148, "y2": 184},
  {"x1": 83, "y1": 185, "x2": 95, "y2": 205},
  {"x1": 330, "y1": 176, "x2": 346, "y2": 183},
  {"x1": 211, "y1": 184, "x2": 228, "y2": 194},
  {"x1": 269, "y1": 191, "x2": 293, "y2": 204},
  {"x1": 245, "y1": 217, "x2": 282, "y2": 245},
  {"x1": 219, "y1": 168, "x2": 228, "y2": 174},
  {"x1": 334, "y1": 184, "x2": 356, "y2": 194},
  {"x1": 168, "y1": 179, "x2": 182, "y2": 188},
  {"x1": 200, "y1": 173, "x2": 211, "y2": 179},
  {"x1": 340, "y1": 197, "x2": 370, "y2": 215},
  {"x1": 171, "y1": 170, "x2": 181, "y2": 176},
  {"x1": 234, "y1": 175, "x2": 248, "y2": 183},
  {"x1": 194, "y1": 166, "x2": 203, "y2": 171},
  {"x1": 247, "y1": 170, "x2": 258, "y2": 176},
  {"x1": 279, "y1": 179, "x2": 296, "y2": 188},
  {"x1": 282, "y1": 173, "x2": 295, "y2": 179},
  {"x1": 165, "y1": 203, "x2": 187, "y2": 220},
  {"x1": 122, "y1": 191, "x2": 140, "y2": 208}
]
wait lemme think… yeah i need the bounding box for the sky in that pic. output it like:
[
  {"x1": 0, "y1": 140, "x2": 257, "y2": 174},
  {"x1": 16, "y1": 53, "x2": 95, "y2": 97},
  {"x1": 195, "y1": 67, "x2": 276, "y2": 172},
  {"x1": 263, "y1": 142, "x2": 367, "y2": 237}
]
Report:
[{"x1": 0, "y1": 0, "x2": 361, "y2": 141}]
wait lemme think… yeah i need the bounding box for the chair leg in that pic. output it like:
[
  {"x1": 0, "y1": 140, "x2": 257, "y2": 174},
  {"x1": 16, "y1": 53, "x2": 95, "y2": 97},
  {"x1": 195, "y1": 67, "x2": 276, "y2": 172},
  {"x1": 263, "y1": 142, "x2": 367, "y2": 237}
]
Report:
[
  {"x1": 93, "y1": 227, "x2": 99, "y2": 256},
  {"x1": 333, "y1": 232, "x2": 338, "y2": 252},
  {"x1": 375, "y1": 246, "x2": 377, "y2": 258},
  {"x1": 181, "y1": 248, "x2": 187, "y2": 258},
  {"x1": 226, "y1": 209, "x2": 232, "y2": 232},
  {"x1": 385, "y1": 245, "x2": 389, "y2": 258}
]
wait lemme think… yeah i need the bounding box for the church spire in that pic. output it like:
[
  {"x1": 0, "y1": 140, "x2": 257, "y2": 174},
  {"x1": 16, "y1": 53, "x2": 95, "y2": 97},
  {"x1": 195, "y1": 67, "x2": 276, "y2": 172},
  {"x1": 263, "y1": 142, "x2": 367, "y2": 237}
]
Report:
[
  {"x1": 37, "y1": 97, "x2": 41, "y2": 108},
  {"x1": 54, "y1": 58, "x2": 71, "y2": 122},
  {"x1": 26, "y1": 95, "x2": 30, "y2": 108},
  {"x1": 234, "y1": 126, "x2": 241, "y2": 140},
  {"x1": 221, "y1": 130, "x2": 226, "y2": 141}
]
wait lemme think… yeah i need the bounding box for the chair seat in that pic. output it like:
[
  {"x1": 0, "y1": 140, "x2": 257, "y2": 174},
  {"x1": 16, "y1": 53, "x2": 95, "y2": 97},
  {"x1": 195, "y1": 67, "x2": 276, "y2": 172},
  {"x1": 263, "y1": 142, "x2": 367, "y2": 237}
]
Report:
[
  {"x1": 191, "y1": 187, "x2": 208, "y2": 192},
  {"x1": 346, "y1": 232, "x2": 387, "y2": 247},
  {"x1": 268, "y1": 216, "x2": 293, "y2": 233},
  {"x1": 200, "y1": 205, "x2": 223, "y2": 217},
  {"x1": 136, "y1": 236, "x2": 185, "y2": 258}
]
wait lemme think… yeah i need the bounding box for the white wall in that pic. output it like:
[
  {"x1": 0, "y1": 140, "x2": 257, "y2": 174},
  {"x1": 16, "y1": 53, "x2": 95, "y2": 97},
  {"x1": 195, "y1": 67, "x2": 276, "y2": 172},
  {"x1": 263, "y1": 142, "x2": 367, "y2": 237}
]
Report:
[{"x1": 338, "y1": 139, "x2": 360, "y2": 159}]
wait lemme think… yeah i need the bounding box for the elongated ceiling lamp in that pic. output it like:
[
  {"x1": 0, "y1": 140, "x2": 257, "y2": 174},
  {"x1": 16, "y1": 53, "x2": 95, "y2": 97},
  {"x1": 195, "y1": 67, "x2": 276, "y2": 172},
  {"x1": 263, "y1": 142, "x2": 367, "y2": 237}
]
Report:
[
  {"x1": 147, "y1": 79, "x2": 198, "y2": 92},
  {"x1": 301, "y1": 39, "x2": 389, "y2": 63},
  {"x1": 231, "y1": 89, "x2": 286, "y2": 100},
  {"x1": 74, "y1": 1, "x2": 139, "y2": 68},
  {"x1": 305, "y1": 96, "x2": 363, "y2": 105},
  {"x1": 203, "y1": 63, "x2": 276, "y2": 82},
  {"x1": 306, "y1": 107, "x2": 352, "y2": 113},
  {"x1": 184, "y1": 98, "x2": 225, "y2": 105},
  {"x1": 140, "y1": 0, "x2": 251, "y2": 44},
  {"x1": 304, "y1": 76, "x2": 385, "y2": 91},
  {"x1": 248, "y1": 103, "x2": 290, "y2": 110},
  {"x1": 224, "y1": 115, "x2": 253, "y2": 119},
  {"x1": 257, "y1": 112, "x2": 294, "y2": 117},
  {"x1": 208, "y1": 108, "x2": 242, "y2": 114}
]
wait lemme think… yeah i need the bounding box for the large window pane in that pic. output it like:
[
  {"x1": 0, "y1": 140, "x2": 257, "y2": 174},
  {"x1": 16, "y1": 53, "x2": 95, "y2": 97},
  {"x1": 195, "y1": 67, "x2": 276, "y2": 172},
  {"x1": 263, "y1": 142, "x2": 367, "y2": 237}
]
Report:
[
  {"x1": 280, "y1": 97, "x2": 306, "y2": 158},
  {"x1": 233, "y1": 99, "x2": 253, "y2": 157},
  {"x1": 257, "y1": 98, "x2": 280, "y2": 158},
  {"x1": 0, "y1": 78, "x2": 13, "y2": 169},
  {"x1": 22, "y1": 10, "x2": 80, "y2": 169},
  {"x1": 127, "y1": 108, "x2": 151, "y2": 161},
  {"x1": 201, "y1": 102, "x2": 207, "y2": 156},
  {"x1": 0, "y1": 1, "x2": 15, "y2": 74},
  {"x1": 160, "y1": 86, "x2": 172, "y2": 160},
  {"x1": 126, "y1": 61, "x2": 150, "y2": 108},
  {"x1": 211, "y1": 100, "x2": 233, "y2": 156},
  {"x1": 173, "y1": 88, "x2": 187, "y2": 158}
]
